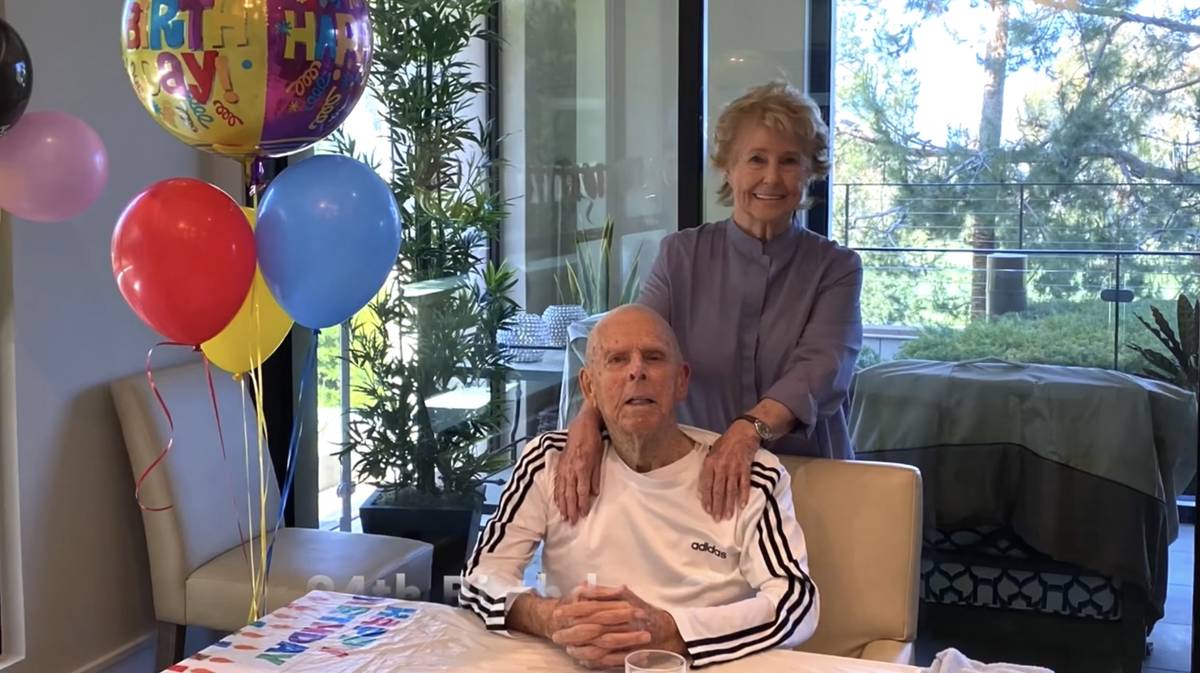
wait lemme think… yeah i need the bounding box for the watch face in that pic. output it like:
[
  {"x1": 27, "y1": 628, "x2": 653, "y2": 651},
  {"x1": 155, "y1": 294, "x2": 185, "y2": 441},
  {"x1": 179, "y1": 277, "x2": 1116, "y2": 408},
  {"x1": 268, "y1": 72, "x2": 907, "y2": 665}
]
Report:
[{"x1": 755, "y1": 420, "x2": 775, "y2": 440}]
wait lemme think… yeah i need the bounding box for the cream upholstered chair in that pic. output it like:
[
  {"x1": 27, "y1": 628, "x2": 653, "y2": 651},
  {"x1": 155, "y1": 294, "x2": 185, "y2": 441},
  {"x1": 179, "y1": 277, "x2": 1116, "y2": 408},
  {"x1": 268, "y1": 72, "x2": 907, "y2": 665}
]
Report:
[
  {"x1": 676, "y1": 427, "x2": 922, "y2": 664},
  {"x1": 780, "y1": 455, "x2": 923, "y2": 665},
  {"x1": 111, "y1": 362, "x2": 433, "y2": 669}
]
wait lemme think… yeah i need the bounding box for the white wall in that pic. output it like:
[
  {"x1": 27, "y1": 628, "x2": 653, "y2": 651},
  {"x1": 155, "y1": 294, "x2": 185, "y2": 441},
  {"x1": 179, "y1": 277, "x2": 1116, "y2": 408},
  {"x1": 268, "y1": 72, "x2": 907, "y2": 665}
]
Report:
[{"x1": 1, "y1": 0, "x2": 206, "y2": 670}]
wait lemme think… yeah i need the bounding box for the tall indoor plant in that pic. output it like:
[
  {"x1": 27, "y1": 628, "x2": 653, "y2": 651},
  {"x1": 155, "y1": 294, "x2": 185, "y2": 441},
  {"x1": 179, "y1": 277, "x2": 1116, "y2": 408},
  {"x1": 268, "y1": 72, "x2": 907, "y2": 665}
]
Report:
[{"x1": 337, "y1": 0, "x2": 515, "y2": 597}]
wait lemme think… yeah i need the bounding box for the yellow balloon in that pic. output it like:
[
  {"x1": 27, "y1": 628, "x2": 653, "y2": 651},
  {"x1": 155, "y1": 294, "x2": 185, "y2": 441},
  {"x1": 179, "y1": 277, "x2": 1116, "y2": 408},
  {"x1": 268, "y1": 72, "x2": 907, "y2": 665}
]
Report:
[{"x1": 202, "y1": 208, "x2": 293, "y2": 374}]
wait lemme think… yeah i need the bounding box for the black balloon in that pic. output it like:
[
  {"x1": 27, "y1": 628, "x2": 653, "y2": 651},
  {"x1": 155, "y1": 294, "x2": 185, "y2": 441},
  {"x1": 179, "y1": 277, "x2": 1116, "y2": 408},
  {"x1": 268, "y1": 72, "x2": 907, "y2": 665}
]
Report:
[{"x1": 0, "y1": 18, "x2": 32, "y2": 137}]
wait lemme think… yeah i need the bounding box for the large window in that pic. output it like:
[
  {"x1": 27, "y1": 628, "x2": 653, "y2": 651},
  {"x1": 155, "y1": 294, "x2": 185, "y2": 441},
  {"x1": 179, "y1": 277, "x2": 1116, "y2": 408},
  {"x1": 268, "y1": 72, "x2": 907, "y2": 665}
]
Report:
[
  {"x1": 298, "y1": 2, "x2": 1196, "y2": 668},
  {"x1": 496, "y1": 0, "x2": 680, "y2": 441},
  {"x1": 831, "y1": 0, "x2": 1199, "y2": 371},
  {"x1": 314, "y1": 94, "x2": 388, "y2": 532},
  {"x1": 830, "y1": 2, "x2": 1198, "y2": 669},
  {"x1": 314, "y1": 0, "x2": 682, "y2": 530},
  {"x1": 311, "y1": 23, "x2": 491, "y2": 531},
  {"x1": 704, "y1": 0, "x2": 811, "y2": 224}
]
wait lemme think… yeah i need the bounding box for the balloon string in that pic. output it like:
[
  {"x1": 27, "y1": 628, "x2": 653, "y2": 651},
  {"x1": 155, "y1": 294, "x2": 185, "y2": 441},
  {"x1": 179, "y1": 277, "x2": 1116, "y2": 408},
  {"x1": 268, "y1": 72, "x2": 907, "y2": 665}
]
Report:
[
  {"x1": 242, "y1": 153, "x2": 272, "y2": 619},
  {"x1": 253, "y1": 265, "x2": 267, "y2": 614},
  {"x1": 246, "y1": 367, "x2": 267, "y2": 620},
  {"x1": 252, "y1": 363, "x2": 270, "y2": 618},
  {"x1": 136, "y1": 341, "x2": 195, "y2": 512},
  {"x1": 243, "y1": 156, "x2": 266, "y2": 211},
  {"x1": 263, "y1": 329, "x2": 318, "y2": 585},
  {"x1": 249, "y1": 274, "x2": 269, "y2": 620},
  {"x1": 201, "y1": 355, "x2": 251, "y2": 566},
  {"x1": 243, "y1": 368, "x2": 267, "y2": 620},
  {"x1": 239, "y1": 376, "x2": 262, "y2": 623}
]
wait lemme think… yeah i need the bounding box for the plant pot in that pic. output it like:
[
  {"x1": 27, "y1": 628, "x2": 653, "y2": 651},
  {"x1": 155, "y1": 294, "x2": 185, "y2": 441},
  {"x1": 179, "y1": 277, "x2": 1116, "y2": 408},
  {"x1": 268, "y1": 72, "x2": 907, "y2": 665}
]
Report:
[{"x1": 360, "y1": 488, "x2": 483, "y2": 605}]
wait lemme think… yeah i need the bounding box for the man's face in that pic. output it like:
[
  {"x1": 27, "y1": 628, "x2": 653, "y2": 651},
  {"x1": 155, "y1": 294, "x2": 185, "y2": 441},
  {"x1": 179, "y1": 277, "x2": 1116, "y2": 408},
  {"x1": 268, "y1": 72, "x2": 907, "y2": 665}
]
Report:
[{"x1": 580, "y1": 311, "x2": 689, "y2": 439}]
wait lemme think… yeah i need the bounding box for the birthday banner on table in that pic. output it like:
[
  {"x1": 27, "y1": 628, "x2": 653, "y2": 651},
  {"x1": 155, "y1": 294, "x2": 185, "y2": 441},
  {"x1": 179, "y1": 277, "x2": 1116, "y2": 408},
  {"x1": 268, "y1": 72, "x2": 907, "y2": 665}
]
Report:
[
  {"x1": 121, "y1": 0, "x2": 371, "y2": 159},
  {"x1": 164, "y1": 592, "x2": 418, "y2": 673}
]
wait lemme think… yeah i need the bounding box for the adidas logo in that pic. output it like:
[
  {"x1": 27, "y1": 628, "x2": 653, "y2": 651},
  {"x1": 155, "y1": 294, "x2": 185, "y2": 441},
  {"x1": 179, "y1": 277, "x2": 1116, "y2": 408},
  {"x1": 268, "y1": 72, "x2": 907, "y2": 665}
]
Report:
[{"x1": 691, "y1": 541, "x2": 727, "y2": 559}]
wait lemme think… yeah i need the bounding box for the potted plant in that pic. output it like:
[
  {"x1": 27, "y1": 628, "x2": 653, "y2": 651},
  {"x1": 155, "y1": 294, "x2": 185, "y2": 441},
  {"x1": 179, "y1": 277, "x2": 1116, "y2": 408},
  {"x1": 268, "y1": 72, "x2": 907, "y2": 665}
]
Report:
[
  {"x1": 1127, "y1": 294, "x2": 1199, "y2": 498},
  {"x1": 1127, "y1": 294, "x2": 1199, "y2": 395},
  {"x1": 558, "y1": 216, "x2": 645, "y2": 314},
  {"x1": 336, "y1": 0, "x2": 516, "y2": 602}
]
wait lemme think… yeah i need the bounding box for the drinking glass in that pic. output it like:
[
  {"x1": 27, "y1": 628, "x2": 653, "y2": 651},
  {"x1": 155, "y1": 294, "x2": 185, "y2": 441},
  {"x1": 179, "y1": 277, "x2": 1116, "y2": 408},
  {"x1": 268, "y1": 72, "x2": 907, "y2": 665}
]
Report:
[{"x1": 625, "y1": 649, "x2": 687, "y2": 673}]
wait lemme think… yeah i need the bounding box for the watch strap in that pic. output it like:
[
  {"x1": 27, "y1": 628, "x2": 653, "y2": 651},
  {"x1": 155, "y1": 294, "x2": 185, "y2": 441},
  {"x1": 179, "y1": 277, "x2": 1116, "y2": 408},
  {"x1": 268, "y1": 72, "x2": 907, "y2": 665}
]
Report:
[{"x1": 735, "y1": 413, "x2": 775, "y2": 441}]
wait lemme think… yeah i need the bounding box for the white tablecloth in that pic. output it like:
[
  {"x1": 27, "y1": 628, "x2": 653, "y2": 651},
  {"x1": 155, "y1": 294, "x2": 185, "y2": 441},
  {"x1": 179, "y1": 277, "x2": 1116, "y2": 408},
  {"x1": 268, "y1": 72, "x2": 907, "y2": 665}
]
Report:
[{"x1": 165, "y1": 591, "x2": 919, "y2": 673}]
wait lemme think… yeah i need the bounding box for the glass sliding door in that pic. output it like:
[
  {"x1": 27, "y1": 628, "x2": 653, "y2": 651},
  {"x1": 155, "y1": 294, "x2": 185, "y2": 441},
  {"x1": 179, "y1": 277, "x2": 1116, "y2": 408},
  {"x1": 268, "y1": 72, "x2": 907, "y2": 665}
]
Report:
[
  {"x1": 498, "y1": 0, "x2": 681, "y2": 443},
  {"x1": 703, "y1": 0, "x2": 810, "y2": 226}
]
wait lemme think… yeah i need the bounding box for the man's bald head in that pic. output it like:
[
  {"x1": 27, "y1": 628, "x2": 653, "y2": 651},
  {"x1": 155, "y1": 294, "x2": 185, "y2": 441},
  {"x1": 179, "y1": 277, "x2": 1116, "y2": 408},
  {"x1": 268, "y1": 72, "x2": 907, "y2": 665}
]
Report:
[
  {"x1": 585, "y1": 304, "x2": 682, "y2": 368},
  {"x1": 579, "y1": 304, "x2": 690, "y2": 442}
]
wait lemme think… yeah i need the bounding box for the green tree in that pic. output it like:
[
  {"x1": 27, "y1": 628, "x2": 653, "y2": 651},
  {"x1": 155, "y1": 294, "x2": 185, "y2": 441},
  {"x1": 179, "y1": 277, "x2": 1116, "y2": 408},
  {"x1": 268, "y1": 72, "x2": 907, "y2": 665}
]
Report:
[{"x1": 836, "y1": 0, "x2": 1200, "y2": 327}]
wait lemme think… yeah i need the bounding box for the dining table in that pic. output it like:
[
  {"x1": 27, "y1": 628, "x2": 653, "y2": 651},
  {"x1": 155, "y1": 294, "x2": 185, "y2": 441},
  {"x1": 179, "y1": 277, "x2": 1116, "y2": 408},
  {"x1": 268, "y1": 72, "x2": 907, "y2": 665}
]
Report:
[{"x1": 163, "y1": 591, "x2": 923, "y2": 673}]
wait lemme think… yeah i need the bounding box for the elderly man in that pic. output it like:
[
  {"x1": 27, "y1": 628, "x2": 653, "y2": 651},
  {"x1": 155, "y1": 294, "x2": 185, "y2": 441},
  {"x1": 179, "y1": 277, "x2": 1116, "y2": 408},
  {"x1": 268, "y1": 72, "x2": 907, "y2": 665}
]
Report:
[{"x1": 461, "y1": 305, "x2": 818, "y2": 669}]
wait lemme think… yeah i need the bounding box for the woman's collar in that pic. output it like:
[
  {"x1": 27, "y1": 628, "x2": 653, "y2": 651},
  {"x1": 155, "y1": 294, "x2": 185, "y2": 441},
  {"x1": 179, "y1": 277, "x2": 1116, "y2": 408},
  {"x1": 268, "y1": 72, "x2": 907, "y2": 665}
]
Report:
[{"x1": 725, "y1": 213, "x2": 805, "y2": 257}]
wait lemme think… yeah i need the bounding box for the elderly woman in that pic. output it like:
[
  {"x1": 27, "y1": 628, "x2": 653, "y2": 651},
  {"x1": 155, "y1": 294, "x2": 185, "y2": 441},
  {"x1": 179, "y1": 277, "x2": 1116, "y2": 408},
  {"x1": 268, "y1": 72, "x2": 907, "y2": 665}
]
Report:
[{"x1": 555, "y1": 81, "x2": 863, "y2": 523}]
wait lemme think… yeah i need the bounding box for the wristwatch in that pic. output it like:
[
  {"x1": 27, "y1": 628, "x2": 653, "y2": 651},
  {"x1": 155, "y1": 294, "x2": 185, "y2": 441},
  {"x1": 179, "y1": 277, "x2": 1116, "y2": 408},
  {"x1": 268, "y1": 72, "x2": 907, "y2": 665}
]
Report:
[{"x1": 735, "y1": 414, "x2": 779, "y2": 442}]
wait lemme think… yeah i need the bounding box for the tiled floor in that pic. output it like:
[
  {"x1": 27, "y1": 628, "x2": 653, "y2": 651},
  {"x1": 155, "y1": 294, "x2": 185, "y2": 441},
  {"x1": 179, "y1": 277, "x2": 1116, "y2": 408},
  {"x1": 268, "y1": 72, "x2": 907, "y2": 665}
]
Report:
[{"x1": 1144, "y1": 523, "x2": 1193, "y2": 673}]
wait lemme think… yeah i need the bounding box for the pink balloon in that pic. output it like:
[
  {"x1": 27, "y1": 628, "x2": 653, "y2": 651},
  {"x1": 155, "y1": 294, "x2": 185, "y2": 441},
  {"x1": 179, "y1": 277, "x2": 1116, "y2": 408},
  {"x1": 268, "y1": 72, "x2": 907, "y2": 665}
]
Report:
[{"x1": 0, "y1": 111, "x2": 109, "y2": 223}]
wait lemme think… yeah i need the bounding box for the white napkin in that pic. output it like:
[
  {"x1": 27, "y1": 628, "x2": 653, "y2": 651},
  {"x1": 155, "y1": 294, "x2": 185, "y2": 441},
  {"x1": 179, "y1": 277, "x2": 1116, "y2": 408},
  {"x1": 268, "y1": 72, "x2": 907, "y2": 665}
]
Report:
[{"x1": 927, "y1": 648, "x2": 1056, "y2": 673}]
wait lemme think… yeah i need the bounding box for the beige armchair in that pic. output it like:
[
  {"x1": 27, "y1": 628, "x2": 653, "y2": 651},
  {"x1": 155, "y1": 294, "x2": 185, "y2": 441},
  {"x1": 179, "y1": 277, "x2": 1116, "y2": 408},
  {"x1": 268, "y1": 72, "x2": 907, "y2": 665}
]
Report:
[
  {"x1": 111, "y1": 362, "x2": 433, "y2": 669},
  {"x1": 781, "y1": 455, "x2": 923, "y2": 666}
]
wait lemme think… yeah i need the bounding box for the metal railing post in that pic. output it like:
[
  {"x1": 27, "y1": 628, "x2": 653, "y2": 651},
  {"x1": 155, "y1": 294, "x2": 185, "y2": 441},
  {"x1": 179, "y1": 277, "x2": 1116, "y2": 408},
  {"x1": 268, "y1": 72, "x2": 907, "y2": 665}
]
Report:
[
  {"x1": 843, "y1": 183, "x2": 851, "y2": 245},
  {"x1": 1112, "y1": 253, "x2": 1122, "y2": 371},
  {"x1": 1018, "y1": 182, "x2": 1025, "y2": 249}
]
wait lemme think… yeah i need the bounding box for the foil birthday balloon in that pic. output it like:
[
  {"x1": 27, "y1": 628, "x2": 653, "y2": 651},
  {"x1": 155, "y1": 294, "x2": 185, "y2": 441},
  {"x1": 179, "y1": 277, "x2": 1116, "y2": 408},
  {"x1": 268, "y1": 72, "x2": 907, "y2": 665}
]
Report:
[{"x1": 120, "y1": 0, "x2": 372, "y2": 160}]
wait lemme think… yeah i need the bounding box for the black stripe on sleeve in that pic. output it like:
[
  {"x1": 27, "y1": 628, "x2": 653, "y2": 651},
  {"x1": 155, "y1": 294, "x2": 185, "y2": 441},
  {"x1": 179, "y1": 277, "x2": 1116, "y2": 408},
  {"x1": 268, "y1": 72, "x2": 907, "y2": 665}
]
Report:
[
  {"x1": 459, "y1": 432, "x2": 565, "y2": 628},
  {"x1": 684, "y1": 465, "x2": 816, "y2": 666},
  {"x1": 464, "y1": 432, "x2": 565, "y2": 575}
]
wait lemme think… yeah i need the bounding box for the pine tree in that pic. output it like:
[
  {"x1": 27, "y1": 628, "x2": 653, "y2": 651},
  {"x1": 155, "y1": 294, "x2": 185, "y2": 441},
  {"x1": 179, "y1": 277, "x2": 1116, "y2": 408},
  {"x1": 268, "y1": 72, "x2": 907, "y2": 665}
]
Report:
[{"x1": 837, "y1": 0, "x2": 1199, "y2": 324}]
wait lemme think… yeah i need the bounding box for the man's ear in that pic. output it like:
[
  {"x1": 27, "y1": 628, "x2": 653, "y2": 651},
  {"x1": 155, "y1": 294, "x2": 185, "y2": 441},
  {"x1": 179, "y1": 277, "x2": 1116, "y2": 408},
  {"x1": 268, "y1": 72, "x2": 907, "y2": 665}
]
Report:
[
  {"x1": 675, "y1": 362, "x2": 690, "y2": 402},
  {"x1": 579, "y1": 367, "x2": 596, "y2": 406}
]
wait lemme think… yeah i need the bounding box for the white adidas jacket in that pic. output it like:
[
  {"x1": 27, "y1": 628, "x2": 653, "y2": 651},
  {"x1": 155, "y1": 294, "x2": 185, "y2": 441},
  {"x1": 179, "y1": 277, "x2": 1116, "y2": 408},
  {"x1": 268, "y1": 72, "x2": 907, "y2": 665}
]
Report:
[{"x1": 461, "y1": 428, "x2": 819, "y2": 669}]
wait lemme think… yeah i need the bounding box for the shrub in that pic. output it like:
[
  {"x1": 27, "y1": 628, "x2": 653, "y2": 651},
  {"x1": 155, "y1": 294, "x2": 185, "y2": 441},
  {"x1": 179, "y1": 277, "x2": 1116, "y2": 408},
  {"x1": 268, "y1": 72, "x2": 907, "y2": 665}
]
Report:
[{"x1": 897, "y1": 299, "x2": 1173, "y2": 371}]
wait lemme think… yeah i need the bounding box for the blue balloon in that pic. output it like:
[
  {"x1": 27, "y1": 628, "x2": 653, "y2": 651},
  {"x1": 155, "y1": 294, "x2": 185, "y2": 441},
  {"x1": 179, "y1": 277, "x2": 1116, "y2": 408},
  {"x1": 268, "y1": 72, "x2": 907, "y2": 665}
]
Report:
[{"x1": 256, "y1": 155, "x2": 401, "y2": 329}]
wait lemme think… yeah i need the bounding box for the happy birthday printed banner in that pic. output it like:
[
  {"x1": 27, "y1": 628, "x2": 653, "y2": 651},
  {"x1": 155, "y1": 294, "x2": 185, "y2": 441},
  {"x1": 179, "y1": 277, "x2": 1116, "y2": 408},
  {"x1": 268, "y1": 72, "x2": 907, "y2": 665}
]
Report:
[{"x1": 164, "y1": 591, "x2": 418, "y2": 672}]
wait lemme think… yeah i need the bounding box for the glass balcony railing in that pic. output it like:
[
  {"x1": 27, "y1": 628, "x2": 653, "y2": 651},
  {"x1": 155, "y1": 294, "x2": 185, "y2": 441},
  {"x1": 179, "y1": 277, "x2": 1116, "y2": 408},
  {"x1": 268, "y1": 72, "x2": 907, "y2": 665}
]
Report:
[{"x1": 835, "y1": 182, "x2": 1200, "y2": 374}]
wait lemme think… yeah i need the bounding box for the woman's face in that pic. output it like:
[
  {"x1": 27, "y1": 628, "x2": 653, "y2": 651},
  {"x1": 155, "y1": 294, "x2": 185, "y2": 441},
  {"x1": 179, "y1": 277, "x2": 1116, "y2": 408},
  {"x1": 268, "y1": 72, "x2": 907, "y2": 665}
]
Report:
[{"x1": 725, "y1": 123, "x2": 811, "y2": 230}]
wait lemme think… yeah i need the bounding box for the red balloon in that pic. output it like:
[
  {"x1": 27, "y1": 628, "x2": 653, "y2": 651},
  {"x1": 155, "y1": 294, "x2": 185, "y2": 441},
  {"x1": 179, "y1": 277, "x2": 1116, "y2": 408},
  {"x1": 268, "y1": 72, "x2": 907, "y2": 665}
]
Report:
[{"x1": 112, "y1": 179, "x2": 255, "y2": 345}]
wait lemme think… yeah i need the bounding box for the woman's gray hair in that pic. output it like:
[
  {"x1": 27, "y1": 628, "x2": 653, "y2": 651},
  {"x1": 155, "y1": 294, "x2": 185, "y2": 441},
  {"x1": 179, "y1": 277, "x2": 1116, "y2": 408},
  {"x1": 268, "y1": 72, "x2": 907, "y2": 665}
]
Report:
[{"x1": 711, "y1": 81, "x2": 830, "y2": 208}]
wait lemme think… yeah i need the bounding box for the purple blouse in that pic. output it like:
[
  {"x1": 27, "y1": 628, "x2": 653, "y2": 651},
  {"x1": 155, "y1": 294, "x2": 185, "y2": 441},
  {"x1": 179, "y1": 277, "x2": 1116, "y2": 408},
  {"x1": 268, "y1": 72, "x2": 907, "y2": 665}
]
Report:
[{"x1": 638, "y1": 219, "x2": 863, "y2": 458}]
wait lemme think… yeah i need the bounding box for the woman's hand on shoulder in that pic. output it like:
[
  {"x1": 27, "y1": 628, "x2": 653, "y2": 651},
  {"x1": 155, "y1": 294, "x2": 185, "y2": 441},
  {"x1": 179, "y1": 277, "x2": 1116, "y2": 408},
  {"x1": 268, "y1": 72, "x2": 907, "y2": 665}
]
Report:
[
  {"x1": 554, "y1": 407, "x2": 605, "y2": 525},
  {"x1": 698, "y1": 421, "x2": 760, "y2": 521}
]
